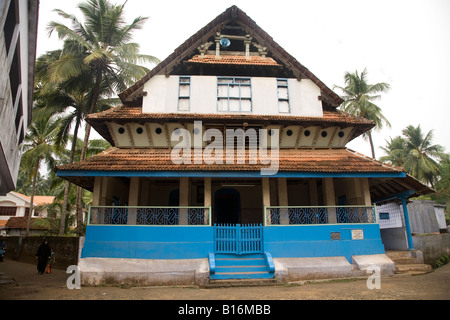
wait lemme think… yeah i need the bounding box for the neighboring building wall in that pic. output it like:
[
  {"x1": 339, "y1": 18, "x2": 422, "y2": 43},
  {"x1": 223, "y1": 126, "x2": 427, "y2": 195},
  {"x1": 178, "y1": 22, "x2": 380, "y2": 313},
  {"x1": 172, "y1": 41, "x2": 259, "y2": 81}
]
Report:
[
  {"x1": 413, "y1": 233, "x2": 450, "y2": 264},
  {"x1": 0, "y1": 0, "x2": 39, "y2": 195},
  {"x1": 376, "y1": 200, "x2": 447, "y2": 251},
  {"x1": 142, "y1": 75, "x2": 323, "y2": 117},
  {"x1": 407, "y1": 200, "x2": 441, "y2": 235}
]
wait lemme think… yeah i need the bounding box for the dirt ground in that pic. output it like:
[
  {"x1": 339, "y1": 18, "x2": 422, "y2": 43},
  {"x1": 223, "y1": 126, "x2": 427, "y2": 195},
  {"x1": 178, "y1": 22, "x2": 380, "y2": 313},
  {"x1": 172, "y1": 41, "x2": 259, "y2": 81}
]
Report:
[{"x1": 0, "y1": 258, "x2": 449, "y2": 301}]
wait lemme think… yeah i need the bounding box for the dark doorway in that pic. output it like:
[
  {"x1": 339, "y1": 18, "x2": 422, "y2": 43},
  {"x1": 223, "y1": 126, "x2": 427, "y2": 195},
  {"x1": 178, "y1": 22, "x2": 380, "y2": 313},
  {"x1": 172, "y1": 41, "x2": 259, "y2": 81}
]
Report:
[{"x1": 214, "y1": 188, "x2": 241, "y2": 224}]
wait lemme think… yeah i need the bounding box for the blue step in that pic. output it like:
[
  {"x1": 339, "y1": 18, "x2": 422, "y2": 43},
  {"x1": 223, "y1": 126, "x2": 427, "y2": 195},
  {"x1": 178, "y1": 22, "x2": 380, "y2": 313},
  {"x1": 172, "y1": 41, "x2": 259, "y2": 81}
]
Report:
[{"x1": 210, "y1": 253, "x2": 275, "y2": 280}]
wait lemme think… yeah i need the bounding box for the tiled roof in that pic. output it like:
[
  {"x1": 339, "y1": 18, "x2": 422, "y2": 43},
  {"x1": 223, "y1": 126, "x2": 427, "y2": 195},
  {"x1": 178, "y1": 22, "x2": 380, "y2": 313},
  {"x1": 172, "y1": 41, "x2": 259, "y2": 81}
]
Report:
[
  {"x1": 58, "y1": 148, "x2": 402, "y2": 173},
  {"x1": 57, "y1": 147, "x2": 433, "y2": 198},
  {"x1": 11, "y1": 192, "x2": 55, "y2": 206},
  {"x1": 5, "y1": 217, "x2": 48, "y2": 230},
  {"x1": 187, "y1": 55, "x2": 281, "y2": 66},
  {"x1": 87, "y1": 106, "x2": 373, "y2": 125}
]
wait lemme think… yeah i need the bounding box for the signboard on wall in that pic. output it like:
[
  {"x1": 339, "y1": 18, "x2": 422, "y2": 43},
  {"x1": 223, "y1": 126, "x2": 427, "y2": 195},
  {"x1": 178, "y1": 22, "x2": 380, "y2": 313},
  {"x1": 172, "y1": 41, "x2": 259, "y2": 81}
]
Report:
[{"x1": 351, "y1": 229, "x2": 364, "y2": 240}]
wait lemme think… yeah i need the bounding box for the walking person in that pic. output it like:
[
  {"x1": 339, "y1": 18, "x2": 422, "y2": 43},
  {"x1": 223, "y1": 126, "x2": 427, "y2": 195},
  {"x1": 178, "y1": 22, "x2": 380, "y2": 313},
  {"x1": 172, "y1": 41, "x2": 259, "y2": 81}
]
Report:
[{"x1": 36, "y1": 240, "x2": 51, "y2": 274}]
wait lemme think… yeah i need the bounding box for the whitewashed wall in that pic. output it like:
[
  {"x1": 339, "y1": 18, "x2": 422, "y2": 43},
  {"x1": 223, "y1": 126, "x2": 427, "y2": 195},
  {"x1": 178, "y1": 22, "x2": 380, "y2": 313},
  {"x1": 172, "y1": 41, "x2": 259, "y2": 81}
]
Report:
[{"x1": 142, "y1": 75, "x2": 323, "y2": 117}]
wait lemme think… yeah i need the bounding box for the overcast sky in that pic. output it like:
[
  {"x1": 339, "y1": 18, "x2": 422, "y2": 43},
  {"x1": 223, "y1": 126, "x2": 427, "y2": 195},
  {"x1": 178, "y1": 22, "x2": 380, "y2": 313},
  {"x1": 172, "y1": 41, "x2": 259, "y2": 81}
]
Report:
[{"x1": 36, "y1": 0, "x2": 450, "y2": 158}]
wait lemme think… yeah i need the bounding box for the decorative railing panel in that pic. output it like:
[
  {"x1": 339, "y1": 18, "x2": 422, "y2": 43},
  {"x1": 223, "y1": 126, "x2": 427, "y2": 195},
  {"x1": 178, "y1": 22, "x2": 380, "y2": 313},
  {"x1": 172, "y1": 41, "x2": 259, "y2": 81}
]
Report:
[
  {"x1": 89, "y1": 206, "x2": 211, "y2": 226},
  {"x1": 265, "y1": 206, "x2": 377, "y2": 226},
  {"x1": 214, "y1": 224, "x2": 263, "y2": 255}
]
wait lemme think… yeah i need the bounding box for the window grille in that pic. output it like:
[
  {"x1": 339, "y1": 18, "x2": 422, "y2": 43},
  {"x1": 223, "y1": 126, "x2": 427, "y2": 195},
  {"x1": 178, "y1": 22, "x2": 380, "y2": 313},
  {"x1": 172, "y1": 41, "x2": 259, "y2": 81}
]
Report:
[
  {"x1": 0, "y1": 207, "x2": 17, "y2": 216},
  {"x1": 217, "y1": 77, "x2": 252, "y2": 112}
]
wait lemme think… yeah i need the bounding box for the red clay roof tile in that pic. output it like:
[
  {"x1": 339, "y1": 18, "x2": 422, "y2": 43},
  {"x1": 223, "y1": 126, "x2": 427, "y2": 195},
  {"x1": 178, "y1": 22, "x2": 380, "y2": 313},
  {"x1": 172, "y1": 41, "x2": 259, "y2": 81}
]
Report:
[
  {"x1": 58, "y1": 148, "x2": 402, "y2": 173},
  {"x1": 187, "y1": 55, "x2": 281, "y2": 66}
]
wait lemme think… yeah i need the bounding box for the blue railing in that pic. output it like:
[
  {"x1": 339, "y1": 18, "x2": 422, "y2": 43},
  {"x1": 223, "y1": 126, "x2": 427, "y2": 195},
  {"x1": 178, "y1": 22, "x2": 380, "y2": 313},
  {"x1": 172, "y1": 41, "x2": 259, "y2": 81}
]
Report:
[
  {"x1": 214, "y1": 224, "x2": 264, "y2": 255},
  {"x1": 89, "y1": 206, "x2": 211, "y2": 226},
  {"x1": 265, "y1": 206, "x2": 377, "y2": 226}
]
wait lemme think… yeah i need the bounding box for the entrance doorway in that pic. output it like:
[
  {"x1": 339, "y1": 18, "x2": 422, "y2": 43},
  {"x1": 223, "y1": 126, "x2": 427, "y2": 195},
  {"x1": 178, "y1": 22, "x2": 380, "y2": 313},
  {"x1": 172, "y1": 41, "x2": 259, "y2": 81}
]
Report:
[{"x1": 214, "y1": 188, "x2": 241, "y2": 224}]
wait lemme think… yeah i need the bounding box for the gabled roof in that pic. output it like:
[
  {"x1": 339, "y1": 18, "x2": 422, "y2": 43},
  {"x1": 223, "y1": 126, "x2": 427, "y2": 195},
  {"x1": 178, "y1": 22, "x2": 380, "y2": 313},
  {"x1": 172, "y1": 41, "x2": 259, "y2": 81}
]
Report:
[
  {"x1": 10, "y1": 192, "x2": 55, "y2": 207},
  {"x1": 118, "y1": 5, "x2": 343, "y2": 108}
]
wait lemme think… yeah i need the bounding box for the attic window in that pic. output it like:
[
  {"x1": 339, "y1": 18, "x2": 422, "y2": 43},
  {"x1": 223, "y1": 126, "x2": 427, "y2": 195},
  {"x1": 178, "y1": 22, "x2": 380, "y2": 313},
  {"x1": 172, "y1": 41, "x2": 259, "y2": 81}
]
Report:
[
  {"x1": 178, "y1": 76, "x2": 191, "y2": 111},
  {"x1": 277, "y1": 79, "x2": 290, "y2": 113},
  {"x1": 217, "y1": 77, "x2": 252, "y2": 112}
]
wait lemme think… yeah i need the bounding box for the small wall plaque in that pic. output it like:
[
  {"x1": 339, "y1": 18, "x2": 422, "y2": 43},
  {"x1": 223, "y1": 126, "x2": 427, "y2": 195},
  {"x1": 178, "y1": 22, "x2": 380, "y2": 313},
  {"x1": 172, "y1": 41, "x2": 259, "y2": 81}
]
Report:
[
  {"x1": 351, "y1": 229, "x2": 364, "y2": 240},
  {"x1": 379, "y1": 212, "x2": 390, "y2": 220},
  {"x1": 330, "y1": 232, "x2": 341, "y2": 240}
]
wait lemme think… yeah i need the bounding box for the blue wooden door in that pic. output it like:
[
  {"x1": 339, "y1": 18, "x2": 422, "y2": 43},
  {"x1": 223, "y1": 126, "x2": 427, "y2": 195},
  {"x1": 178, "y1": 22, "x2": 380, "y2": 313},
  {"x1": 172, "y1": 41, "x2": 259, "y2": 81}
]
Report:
[{"x1": 214, "y1": 224, "x2": 263, "y2": 255}]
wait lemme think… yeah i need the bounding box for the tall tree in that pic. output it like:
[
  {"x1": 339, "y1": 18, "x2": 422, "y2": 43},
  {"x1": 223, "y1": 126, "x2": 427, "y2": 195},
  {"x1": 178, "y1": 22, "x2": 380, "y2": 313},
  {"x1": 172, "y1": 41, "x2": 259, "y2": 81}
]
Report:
[
  {"x1": 34, "y1": 50, "x2": 119, "y2": 234},
  {"x1": 21, "y1": 114, "x2": 62, "y2": 235},
  {"x1": 380, "y1": 125, "x2": 445, "y2": 187},
  {"x1": 44, "y1": 0, "x2": 159, "y2": 234},
  {"x1": 379, "y1": 136, "x2": 407, "y2": 167},
  {"x1": 47, "y1": 0, "x2": 158, "y2": 161},
  {"x1": 334, "y1": 68, "x2": 391, "y2": 159},
  {"x1": 401, "y1": 125, "x2": 444, "y2": 188}
]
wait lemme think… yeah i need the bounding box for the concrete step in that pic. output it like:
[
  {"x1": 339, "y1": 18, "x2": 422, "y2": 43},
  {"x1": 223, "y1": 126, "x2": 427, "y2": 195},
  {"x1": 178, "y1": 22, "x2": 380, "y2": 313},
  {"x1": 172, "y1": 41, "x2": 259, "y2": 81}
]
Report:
[
  {"x1": 391, "y1": 257, "x2": 417, "y2": 265},
  {"x1": 395, "y1": 264, "x2": 433, "y2": 275},
  {"x1": 205, "y1": 278, "x2": 279, "y2": 288},
  {"x1": 386, "y1": 250, "x2": 424, "y2": 264}
]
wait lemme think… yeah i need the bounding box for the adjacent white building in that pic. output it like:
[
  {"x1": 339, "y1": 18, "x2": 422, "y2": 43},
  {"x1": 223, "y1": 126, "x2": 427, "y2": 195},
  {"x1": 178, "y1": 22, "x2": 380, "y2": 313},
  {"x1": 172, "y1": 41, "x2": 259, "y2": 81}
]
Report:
[{"x1": 0, "y1": 0, "x2": 40, "y2": 195}]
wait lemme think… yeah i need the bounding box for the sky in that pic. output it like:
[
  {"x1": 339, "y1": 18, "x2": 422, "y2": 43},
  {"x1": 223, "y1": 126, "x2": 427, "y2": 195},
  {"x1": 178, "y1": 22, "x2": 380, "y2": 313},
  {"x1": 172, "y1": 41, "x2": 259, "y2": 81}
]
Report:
[{"x1": 35, "y1": 0, "x2": 450, "y2": 159}]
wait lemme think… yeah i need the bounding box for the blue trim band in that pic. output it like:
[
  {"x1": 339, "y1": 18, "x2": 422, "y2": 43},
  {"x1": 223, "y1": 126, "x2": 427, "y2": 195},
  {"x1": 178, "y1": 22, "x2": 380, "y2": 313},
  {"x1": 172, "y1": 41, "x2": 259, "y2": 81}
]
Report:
[{"x1": 57, "y1": 170, "x2": 406, "y2": 179}]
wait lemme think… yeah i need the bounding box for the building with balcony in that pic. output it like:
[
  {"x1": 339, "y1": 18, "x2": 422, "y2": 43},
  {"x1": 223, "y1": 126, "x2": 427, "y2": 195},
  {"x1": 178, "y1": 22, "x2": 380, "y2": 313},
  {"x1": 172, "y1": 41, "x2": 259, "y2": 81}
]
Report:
[
  {"x1": 0, "y1": 0, "x2": 39, "y2": 195},
  {"x1": 57, "y1": 6, "x2": 433, "y2": 285}
]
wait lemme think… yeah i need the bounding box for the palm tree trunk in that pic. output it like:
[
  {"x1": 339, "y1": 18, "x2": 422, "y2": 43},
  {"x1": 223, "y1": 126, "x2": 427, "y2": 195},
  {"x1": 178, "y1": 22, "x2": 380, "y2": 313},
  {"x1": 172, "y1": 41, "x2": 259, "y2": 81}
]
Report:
[
  {"x1": 26, "y1": 160, "x2": 40, "y2": 235},
  {"x1": 75, "y1": 70, "x2": 102, "y2": 235},
  {"x1": 368, "y1": 130, "x2": 376, "y2": 159},
  {"x1": 59, "y1": 115, "x2": 82, "y2": 235}
]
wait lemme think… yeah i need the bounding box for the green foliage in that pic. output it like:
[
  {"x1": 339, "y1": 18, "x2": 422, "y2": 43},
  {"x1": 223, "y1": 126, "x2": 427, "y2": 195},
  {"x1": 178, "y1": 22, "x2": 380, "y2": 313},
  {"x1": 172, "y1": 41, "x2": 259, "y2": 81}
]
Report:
[
  {"x1": 433, "y1": 254, "x2": 450, "y2": 269},
  {"x1": 380, "y1": 125, "x2": 446, "y2": 189},
  {"x1": 334, "y1": 68, "x2": 391, "y2": 158}
]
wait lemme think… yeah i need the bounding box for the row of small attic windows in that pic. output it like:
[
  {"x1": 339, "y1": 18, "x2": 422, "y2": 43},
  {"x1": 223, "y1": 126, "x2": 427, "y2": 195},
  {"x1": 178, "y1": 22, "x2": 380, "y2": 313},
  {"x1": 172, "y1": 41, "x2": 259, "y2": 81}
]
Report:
[
  {"x1": 110, "y1": 122, "x2": 353, "y2": 149},
  {"x1": 178, "y1": 76, "x2": 291, "y2": 113}
]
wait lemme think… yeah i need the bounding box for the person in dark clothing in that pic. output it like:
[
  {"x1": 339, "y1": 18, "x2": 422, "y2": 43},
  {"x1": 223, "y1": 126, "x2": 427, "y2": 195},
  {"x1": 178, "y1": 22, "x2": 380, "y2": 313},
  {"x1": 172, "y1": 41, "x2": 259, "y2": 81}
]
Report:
[{"x1": 36, "y1": 240, "x2": 51, "y2": 274}]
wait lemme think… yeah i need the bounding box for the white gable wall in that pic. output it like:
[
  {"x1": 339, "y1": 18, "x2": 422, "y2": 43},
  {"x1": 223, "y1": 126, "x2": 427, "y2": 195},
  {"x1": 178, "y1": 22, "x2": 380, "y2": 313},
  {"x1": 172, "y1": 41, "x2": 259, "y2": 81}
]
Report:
[{"x1": 142, "y1": 75, "x2": 323, "y2": 117}]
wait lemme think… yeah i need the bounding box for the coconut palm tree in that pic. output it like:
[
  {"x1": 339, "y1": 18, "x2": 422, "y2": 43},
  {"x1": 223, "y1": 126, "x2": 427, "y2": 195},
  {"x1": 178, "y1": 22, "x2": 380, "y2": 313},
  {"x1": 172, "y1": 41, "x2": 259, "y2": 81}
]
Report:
[
  {"x1": 401, "y1": 125, "x2": 444, "y2": 188},
  {"x1": 45, "y1": 0, "x2": 159, "y2": 234},
  {"x1": 379, "y1": 136, "x2": 407, "y2": 167},
  {"x1": 21, "y1": 114, "x2": 62, "y2": 235},
  {"x1": 334, "y1": 68, "x2": 391, "y2": 159},
  {"x1": 47, "y1": 0, "x2": 159, "y2": 162},
  {"x1": 34, "y1": 50, "x2": 120, "y2": 234}
]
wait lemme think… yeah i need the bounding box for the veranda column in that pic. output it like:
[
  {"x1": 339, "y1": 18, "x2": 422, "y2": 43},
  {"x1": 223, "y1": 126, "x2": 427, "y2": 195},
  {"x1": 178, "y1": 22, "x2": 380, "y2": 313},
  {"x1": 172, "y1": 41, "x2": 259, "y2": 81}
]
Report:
[
  {"x1": 360, "y1": 178, "x2": 374, "y2": 223},
  {"x1": 91, "y1": 177, "x2": 103, "y2": 224},
  {"x1": 262, "y1": 178, "x2": 271, "y2": 225},
  {"x1": 204, "y1": 177, "x2": 212, "y2": 225},
  {"x1": 128, "y1": 177, "x2": 140, "y2": 225},
  {"x1": 179, "y1": 177, "x2": 190, "y2": 225},
  {"x1": 277, "y1": 178, "x2": 289, "y2": 225},
  {"x1": 308, "y1": 179, "x2": 319, "y2": 206},
  {"x1": 322, "y1": 178, "x2": 337, "y2": 223}
]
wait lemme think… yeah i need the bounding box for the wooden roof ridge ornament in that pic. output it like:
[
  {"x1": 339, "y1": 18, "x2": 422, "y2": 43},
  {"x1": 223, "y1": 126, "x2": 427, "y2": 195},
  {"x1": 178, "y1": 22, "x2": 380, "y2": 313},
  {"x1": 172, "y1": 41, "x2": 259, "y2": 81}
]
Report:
[
  {"x1": 198, "y1": 41, "x2": 214, "y2": 56},
  {"x1": 118, "y1": 5, "x2": 344, "y2": 107}
]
